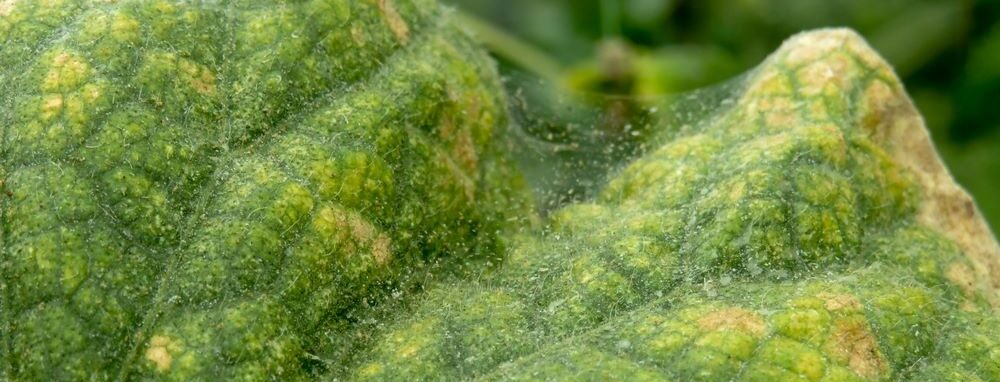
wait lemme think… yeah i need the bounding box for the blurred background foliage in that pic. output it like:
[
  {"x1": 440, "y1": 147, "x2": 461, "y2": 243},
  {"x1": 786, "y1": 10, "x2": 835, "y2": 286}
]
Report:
[{"x1": 447, "y1": 0, "x2": 1000, "y2": 232}]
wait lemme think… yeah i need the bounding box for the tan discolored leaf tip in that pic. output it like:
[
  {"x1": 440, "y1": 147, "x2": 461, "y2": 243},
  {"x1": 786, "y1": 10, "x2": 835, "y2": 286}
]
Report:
[{"x1": 764, "y1": 28, "x2": 1000, "y2": 310}]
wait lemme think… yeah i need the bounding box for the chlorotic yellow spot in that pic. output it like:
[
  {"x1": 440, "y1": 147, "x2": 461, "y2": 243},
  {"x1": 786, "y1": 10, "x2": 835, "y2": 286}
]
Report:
[
  {"x1": 111, "y1": 13, "x2": 141, "y2": 42},
  {"x1": 0, "y1": 0, "x2": 17, "y2": 17},
  {"x1": 350, "y1": 25, "x2": 367, "y2": 47},
  {"x1": 796, "y1": 61, "x2": 833, "y2": 96},
  {"x1": 746, "y1": 67, "x2": 792, "y2": 98},
  {"x1": 145, "y1": 335, "x2": 175, "y2": 373},
  {"x1": 315, "y1": 206, "x2": 392, "y2": 263},
  {"x1": 398, "y1": 342, "x2": 421, "y2": 358},
  {"x1": 808, "y1": 99, "x2": 829, "y2": 120},
  {"x1": 81, "y1": 83, "x2": 103, "y2": 103},
  {"x1": 827, "y1": 319, "x2": 887, "y2": 379},
  {"x1": 29, "y1": 242, "x2": 56, "y2": 270},
  {"x1": 758, "y1": 96, "x2": 794, "y2": 114},
  {"x1": 359, "y1": 363, "x2": 384, "y2": 377},
  {"x1": 43, "y1": 52, "x2": 91, "y2": 92},
  {"x1": 178, "y1": 59, "x2": 216, "y2": 95},
  {"x1": 376, "y1": 0, "x2": 409, "y2": 43},
  {"x1": 727, "y1": 181, "x2": 747, "y2": 201},
  {"x1": 818, "y1": 293, "x2": 862, "y2": 312},
  {"x1": 783, "y1": 42, "x2": 823, "y2": 68},
  {"x1": 41, "y1": 95, "x2": 64, "y2": 121},
  {"x1": 696, "y1": 308, "x2": 766, "y2": 337},
  {"x1": 154, "y1": 1, "x2": 176, "y2": 14},
  {"x1": 748, "y1": 96, "x2": 798, "y2": 128}
]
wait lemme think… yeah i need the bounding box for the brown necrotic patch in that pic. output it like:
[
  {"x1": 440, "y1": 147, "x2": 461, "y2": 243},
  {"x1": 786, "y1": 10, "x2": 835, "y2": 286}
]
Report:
[
  {"x1": 826, "y1": 319, "x2": 887, "y2": 379},
  {"x1": 314, "y1": 206, "x2": 392, "y2": 264}
]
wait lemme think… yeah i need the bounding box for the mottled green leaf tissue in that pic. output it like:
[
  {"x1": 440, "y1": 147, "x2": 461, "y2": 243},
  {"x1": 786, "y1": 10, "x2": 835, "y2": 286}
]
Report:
[
  {"x1": 1, "y1": 0, "x2": 528, "y2": 379},
  {"x1": 1, "y1": 0, "x2": 997, "y2": 381}
]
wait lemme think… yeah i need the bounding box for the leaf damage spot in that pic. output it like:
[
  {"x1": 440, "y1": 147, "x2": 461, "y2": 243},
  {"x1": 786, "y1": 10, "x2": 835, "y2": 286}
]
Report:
[
  {"x1": 145, "y1": 335, "x2": 176, "y2": 373},
  {"x1": 0, "y1": 0, "x2": 17, "y2": 17},
  {"x1": 179, "y1": 59, "x2": 216, "y2": 95},
  {"x1": 827, "y1": 319, "x2": 887, "y2": 379},
  {"x1": 41, "y1": 95, "x2": 64, "y2": 121},
  {"x1": 110, "y1": 13, "x2": 141, "y2": 42},
  {"x1": 315, "y1": 206, "x2": 393, "y2": 264},
  {"x1": 818, "y1": 293, "x2": 862, "y2": 312},
  {"x1": 696, "y1": 307, "x2": 766, "y2": 337},
  {"x1": 351, "y1": 25, "x2": 367, "y2": 47},
  {"x1": 377, "y1": 0, "x2": 410, "y2": 44},
  {"x1": 44, "y1": 52, "x2": 91, "y2": 92},
  {"x1": 945, "y1": 261, "x2": 976, "y2": 298}
]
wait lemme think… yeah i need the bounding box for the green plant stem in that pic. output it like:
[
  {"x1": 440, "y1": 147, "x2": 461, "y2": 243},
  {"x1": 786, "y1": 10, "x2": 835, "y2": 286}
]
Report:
[
  {"x1": 600, "y1": 0, "x2": 622, "y2": 38},
  {"x1": 454, "y1": 10, "x2": 563, "y2": 81}
]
